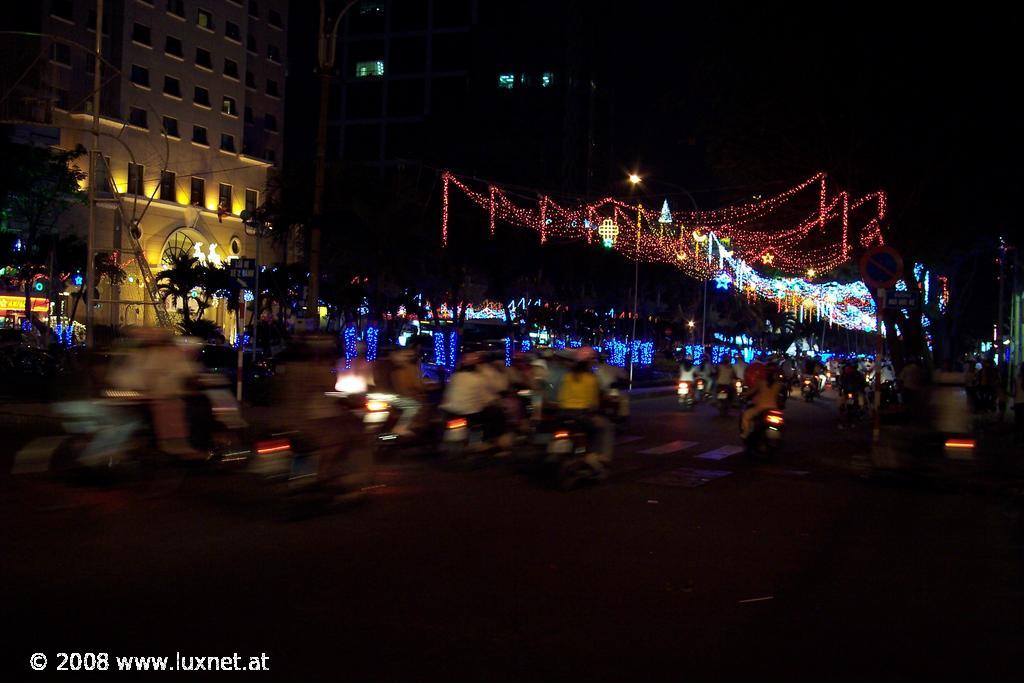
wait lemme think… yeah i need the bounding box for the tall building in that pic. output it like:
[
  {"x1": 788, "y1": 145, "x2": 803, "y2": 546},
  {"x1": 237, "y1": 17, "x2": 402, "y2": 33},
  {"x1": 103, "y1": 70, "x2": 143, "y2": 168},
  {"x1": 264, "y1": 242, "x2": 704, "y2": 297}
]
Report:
[
  {"x1": 3, "y1": 0, "x2": 287, "y2": 332},
  {"x1": 286, "y1": 0, "x2": 611, "y2": 194}
]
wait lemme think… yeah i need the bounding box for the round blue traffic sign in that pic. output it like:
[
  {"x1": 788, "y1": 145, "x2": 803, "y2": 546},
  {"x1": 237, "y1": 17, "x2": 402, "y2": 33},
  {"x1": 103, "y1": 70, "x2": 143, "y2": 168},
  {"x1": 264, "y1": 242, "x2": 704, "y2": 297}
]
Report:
[{"x1": 859, "y1": 246, "x2": 903, "y2": 289}]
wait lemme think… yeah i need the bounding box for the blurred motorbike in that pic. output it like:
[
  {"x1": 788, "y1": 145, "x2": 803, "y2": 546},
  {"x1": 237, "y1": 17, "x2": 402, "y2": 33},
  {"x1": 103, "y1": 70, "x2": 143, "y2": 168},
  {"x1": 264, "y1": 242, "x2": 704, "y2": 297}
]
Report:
[
  {"x1": 744, "y1": 408, "x2": 784, "y2": 459},
  {"x1": 677, "y1": 380, "x2": 696, "y2": 411}
]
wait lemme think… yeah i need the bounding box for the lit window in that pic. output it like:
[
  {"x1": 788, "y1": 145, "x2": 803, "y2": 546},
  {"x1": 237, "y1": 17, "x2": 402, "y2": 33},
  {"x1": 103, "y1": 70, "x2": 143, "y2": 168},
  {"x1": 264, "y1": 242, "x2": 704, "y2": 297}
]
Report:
[
  {"x1": 197, "y1": 9, "x2": 214, "y2": 31},
  {"x1": 355, "y1": 60, "x2": 384, "y2": 78},
  {"x1": 222, "y1": 96, "x2": 238, "y2": 116},
  {"x1": 541, "y1": 72, "x2": 554, "y2": 87},
  {"x1": 497, "y1": 73, "x2": 514, "y2": 89}
]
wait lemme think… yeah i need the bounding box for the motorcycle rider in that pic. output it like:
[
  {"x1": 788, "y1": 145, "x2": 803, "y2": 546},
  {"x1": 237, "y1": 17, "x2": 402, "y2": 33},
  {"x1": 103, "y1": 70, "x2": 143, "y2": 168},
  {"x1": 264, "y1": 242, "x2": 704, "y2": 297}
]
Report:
[
  {"x1": 740, "y1": 362, "x2": 782, "y2": 438},
  {"x1": 716, "y1": 356, "x2": 737, "y2": 402},
  {"x1": 696, "y1": 355, "x2": 715, "y2": 396},
  {"x1": 389, "y1": 347, "x2": 428, "y2": 437},
  {"x1": 733, "y1": 354, "x2": 748, "y2": 388},
  {"x1": 555, "y1": 347, "x2": 613, "y2": 462},
  {"x1": 838, "y1": 361, "x2": 867, "y2": 421},
  {"x1": 440, "y1": 352, "x2": 505, "y2": 447}
]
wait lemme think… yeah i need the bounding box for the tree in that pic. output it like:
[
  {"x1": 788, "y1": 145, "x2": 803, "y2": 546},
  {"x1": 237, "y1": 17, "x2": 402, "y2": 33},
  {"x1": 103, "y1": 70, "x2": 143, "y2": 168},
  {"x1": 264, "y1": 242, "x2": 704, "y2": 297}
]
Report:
[{"x1": 0, "y1": 139, "x2": 86, "y2": 324}]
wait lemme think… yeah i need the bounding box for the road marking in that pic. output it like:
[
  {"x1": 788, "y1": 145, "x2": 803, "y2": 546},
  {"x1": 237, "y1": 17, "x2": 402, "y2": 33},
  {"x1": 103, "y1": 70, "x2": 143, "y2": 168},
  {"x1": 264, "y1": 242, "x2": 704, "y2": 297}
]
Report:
[
  {"x1": 616, "y1": 435, "x2": 644, "y2": 445},
  {"x1": 11, "y1": 436, "x2": 67, "y2": 474},
  {"x1": 639, "y1": 467, "x2": 731, "y2": 488},
  {"x1": 638, "y1": 440, "x2": 697, "y2": 455},
  {"x1": 694, "y1": 445, "x2": 744, "y2": 460},
  {"x1": 738, "y1": 596, "x2": 774, "y2": 604}
]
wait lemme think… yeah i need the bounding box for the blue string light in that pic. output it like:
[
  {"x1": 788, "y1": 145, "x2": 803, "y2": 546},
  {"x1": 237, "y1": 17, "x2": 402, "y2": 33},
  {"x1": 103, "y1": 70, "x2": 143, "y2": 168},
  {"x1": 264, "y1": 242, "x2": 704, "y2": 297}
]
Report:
[
  {"x1": 568, "y1": 338, "x2": 582, "y2": 348},
  {"x1": 504, "y1": 337, "x2": 513, "y2": 367},
  {"x1": 520, "y1": 339, "x2": 533, "y2": 353},
  {"x1": 433, "y1": 330, "x2": 447, "y2": 366},
  {"x1": 553, "y1": 338, "x2": 566, "y2": 349},
  {"x1": 366, "y1": 326, "x2": 379, "y2": 362},
  {"x1": 343, "y1": 325, "x2": 358, "y2": 370},
  {"x1": 447, "y1": 330, "x2": 459, "y2": 369}
]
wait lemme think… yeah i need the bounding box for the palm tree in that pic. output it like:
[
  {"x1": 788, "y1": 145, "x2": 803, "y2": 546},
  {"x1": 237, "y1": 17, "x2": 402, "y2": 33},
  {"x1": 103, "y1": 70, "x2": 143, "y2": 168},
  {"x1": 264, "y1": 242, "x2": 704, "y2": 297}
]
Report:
[{"x1": 156, "y1": 252, "x2": 205, "y2": 329}]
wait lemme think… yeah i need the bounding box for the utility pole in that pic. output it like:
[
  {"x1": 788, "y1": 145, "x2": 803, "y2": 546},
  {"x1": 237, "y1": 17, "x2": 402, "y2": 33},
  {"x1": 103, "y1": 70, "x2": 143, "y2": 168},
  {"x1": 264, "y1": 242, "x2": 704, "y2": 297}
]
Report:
[
  {"x1": 85, "y1": 0, "x2": 103, "y2": 346},
  {"x1": 308, "y1": 0, "x2": 357, "y2": 331}
]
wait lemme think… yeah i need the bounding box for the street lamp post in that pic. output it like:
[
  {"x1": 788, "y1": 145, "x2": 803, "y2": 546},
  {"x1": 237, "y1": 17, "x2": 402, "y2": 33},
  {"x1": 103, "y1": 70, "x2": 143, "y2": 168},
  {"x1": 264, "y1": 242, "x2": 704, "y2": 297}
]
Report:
[
  {"x1": 308, "y1": 0, "x2": 359, "y2": 331},
  {"x1": 625, "y1": 172, "x2": 700, "y2": 379}
]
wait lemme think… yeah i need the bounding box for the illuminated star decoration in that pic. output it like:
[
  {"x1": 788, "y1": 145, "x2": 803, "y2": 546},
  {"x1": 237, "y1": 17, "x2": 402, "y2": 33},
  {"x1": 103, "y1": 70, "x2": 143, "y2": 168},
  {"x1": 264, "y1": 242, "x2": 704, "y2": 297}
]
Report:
[
  {"x1": 761, "y1": 252, "x2": 775, "y2": 265},
  {"x1": 715, "y1": 272, "x2": 733, "y2": 290}
]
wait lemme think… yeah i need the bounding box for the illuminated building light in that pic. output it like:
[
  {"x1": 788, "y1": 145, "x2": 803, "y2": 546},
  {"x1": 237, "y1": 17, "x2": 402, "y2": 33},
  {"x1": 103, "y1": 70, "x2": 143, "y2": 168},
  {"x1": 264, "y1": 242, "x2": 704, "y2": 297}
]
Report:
[{"x1": 433, "y1": 330, "x2": 447, "y2": 366}]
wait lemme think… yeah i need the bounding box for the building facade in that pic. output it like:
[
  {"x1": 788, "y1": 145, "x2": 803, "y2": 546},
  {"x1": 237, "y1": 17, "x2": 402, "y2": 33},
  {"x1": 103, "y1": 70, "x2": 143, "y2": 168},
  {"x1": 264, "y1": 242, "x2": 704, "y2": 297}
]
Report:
[{"x1": 6, "y1": 0, "x2": 287, "y2": 333}]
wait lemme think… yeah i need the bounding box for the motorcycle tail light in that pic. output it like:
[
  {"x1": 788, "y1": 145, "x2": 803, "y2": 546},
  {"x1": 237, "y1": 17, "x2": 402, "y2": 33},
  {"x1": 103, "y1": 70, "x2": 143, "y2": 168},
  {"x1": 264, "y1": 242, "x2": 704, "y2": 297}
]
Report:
[
  {"x1": 944, "y1": 438, "x2": 975, "y2": 450},
  {"x1": 765, "y1": 411, "x2": 784, "y2": 426},
  {"x1": 678, "y1": 382, "x2": 689, "y2": 395},
  {"x1": 255, "y1": 438, "x2": 291, "y2": 455},
  {"x1": 553, "y1": 430, "x2": 570, "y2": 440},
  {"x1": 446, "y1": 418, "x2": 468, "y2": 430},
  {"x1": 366, "y1": 399, "x2": 390, "y2": 413}
]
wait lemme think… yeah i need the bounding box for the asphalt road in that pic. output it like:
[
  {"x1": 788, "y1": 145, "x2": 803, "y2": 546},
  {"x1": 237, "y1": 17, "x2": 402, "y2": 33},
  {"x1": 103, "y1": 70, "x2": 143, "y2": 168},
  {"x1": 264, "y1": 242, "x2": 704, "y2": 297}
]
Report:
[{"x1": 2, "y1": 392, "x2": 1022, "y2": 680}]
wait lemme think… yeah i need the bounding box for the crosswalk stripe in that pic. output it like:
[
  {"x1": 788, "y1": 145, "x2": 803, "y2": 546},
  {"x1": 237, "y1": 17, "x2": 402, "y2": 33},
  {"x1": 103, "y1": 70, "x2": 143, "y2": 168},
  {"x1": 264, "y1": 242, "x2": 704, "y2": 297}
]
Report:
[
  {"x1": 11, "y1": 436, "x2": 68, "y2": 474},
  {"x1": 694, "y1": 445, "x2": 744, "y2": 460},
  {"x1": 638, "y1": 440, "x2": 697, "y2": 455}
]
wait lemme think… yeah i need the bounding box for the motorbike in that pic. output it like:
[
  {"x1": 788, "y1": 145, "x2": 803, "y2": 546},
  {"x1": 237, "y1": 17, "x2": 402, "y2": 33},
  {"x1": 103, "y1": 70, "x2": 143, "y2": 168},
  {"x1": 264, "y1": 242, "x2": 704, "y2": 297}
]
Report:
[
  {"x1": 733, "y1": 379, "x2": 747, "y2": 408},
  {"x1": 840, "y1": 391, "x2": 863, "y2": 427},
  {"x1": 695, "y1": 377, "x2": 707, "y2": 402},
  {"x1": 801, "y1": 376, "x2": 819, "y2": 402},
  {"x1": 716, "y1": 384, "x2": 731, "y2": 416},
  {"x1": 544, "y1": 416, "x2": 608, "y2": 489},
  {"x1": 744, "y1": 408, "x2": 785, "y2": 459},
  {"x1": 677, "y1": 380, "x2": 696, "y2": 411}
]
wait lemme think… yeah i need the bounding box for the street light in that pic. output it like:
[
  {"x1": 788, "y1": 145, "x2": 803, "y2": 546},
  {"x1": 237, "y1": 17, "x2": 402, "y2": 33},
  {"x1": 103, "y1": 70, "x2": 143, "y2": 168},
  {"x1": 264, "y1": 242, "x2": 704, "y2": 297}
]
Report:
[{"x1": 628, "y1": 173, "x2": 642, "y2": 185}]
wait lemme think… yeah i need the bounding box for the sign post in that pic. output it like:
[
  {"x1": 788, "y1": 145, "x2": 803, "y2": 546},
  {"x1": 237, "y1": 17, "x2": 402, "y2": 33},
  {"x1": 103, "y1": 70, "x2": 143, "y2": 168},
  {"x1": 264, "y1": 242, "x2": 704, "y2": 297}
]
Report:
[
  {"x1": 229, "y1": 259, "x2": 256, "y2": 403},
  {"x1": 860, "y1": 246, "x2": 904, "y2": 445},
  {"x1": 236, "y1": 295, "x2": 245, "y2": 402}
]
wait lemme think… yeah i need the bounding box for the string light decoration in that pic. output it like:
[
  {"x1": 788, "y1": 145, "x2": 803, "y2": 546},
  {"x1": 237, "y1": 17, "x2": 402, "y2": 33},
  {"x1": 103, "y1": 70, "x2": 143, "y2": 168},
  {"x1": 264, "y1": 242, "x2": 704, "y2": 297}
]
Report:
[
  {"x1": 366, "y1": 326, "x2": 379, "y2": 362},
  {"x1": 343, "y1": 325, "x2": 358, "y2": 370},
  {"x1": 440, "y1": 170, "x2": 887, "y2": 331}
]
